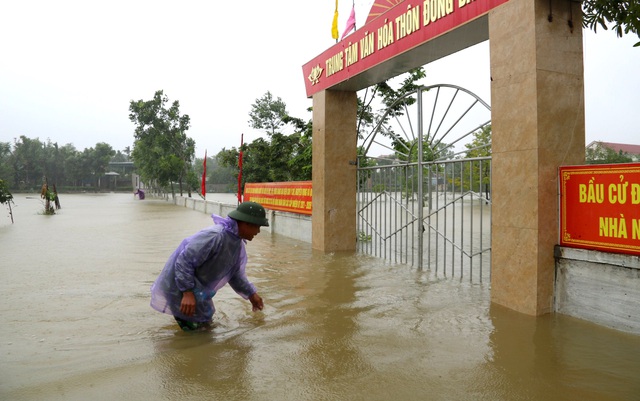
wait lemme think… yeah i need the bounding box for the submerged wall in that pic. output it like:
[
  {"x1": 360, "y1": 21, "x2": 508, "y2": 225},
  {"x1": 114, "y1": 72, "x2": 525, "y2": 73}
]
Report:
[
  {"x1": 173, "y1": 195, "x2": 312, "y2": 243},
  {"x1": 555, "y1": 246, "x2": 640, "y2": 336}
]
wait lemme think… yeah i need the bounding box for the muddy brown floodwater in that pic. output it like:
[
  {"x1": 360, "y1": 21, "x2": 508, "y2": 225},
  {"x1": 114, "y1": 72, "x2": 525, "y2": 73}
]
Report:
[{"x1": 1, "y1": 193, "x2": 639, "y2": 401}]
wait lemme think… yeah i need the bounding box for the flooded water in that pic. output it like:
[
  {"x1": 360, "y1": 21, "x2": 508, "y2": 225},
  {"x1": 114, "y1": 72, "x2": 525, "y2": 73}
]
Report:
[{"x1": 1, "y1": 193, "x2": 639, "y2": 401}]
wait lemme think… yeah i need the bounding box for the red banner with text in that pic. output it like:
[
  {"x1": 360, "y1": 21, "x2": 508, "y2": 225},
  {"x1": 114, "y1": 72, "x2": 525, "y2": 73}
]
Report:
[
  {"x1": 302, "y1": 0, "x2": 509, "y2": 97},
  {"x1": 244, "y1": 181, "x2": 312, "y2": 215},
  {"x1": 559, "y1": 163, "x2": 640, "y2": 256}
]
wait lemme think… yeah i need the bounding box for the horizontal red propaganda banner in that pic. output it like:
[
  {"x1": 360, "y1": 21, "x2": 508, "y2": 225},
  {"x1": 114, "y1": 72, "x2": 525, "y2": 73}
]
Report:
[
  {"x1": 244, "y1": 181, "x2": 312, "y2": 215},
  {"x1": 559, "y1": 163, "x2": 640, "y2": 256}
]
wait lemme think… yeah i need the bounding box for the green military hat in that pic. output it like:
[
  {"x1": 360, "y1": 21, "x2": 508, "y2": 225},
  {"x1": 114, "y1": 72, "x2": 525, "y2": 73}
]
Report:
[{"x1": 228, "y1": 201, "x2": 269, "y2": 227}]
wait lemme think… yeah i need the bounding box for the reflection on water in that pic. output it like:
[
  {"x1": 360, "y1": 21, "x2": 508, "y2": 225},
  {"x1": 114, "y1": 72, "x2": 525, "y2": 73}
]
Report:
[{"x1": 1, "y1": 193, "x2": 639, "y2": 401}]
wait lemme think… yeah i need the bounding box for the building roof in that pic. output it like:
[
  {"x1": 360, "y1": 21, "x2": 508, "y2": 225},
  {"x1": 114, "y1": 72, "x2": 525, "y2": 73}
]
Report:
[{"x1": 587, "y1": 141, "x2": 640, "y2": 156}]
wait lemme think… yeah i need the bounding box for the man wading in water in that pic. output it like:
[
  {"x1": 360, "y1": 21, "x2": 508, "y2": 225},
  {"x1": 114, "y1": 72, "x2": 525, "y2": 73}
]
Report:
[{"x1": 150, "y1": 201, "x2": 268, "y2": 331}]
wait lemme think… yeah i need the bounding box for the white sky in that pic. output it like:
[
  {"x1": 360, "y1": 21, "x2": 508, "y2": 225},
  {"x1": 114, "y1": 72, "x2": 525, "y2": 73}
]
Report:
[{"x1": 1, "y1": 0, "x2": 638, "y2": 158}]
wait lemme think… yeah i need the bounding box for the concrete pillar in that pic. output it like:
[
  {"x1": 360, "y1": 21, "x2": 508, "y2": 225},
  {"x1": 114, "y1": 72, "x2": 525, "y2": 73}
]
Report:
[
  {"x1": 311, "y1": 90, "x2": 358, "y2": 252},
  {"x1": 489, "y1": 0, "x2": 585, "y2": 315}
]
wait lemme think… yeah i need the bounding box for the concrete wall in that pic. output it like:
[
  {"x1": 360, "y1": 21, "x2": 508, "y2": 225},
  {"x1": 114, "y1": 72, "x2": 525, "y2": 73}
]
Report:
[
  {"x1": 172, "y1": 195, "x2": 312, "y2": 243},
  {"x1": 555, "y1": 246, "x2": 640, "y2": 336}
]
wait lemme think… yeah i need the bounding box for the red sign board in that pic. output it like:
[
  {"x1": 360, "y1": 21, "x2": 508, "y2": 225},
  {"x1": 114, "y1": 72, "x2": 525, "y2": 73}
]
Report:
[
  {"x1": 244, "y1": 181, "x2": 312, "y2": 215},
  {"x1": 559, "y1": 163, "x2": 640, "y2": 256},
  {"x1": 302, "y1": 0, "x2": 509, "y2": 97}
]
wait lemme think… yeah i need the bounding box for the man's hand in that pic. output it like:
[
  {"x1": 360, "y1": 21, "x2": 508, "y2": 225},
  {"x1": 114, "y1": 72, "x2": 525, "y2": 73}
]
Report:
[
  {"x1": 249, "y1": 292, "x2": 264, "y2": 311},
  {"x1": 180, "y1": 291, "x2": 196, "y2": 316}
]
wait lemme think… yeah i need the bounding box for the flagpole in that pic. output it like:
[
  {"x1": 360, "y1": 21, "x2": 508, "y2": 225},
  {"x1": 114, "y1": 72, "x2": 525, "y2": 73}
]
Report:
[
  {"x1": 201, "y1": 150, "x2": 207, "y2": 200},
  {"x1": 237, "y1": 134, "x2": 243, "y2": 205}
]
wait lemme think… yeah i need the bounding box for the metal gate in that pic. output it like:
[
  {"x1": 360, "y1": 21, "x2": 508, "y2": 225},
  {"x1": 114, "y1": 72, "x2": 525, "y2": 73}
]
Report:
[{"x1": 356, "y1": 85, "x2": 492, "y2": 282}]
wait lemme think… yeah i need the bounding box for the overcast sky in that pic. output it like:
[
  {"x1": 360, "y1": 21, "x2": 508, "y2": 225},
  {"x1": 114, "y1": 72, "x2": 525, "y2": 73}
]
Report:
[{"x1": 1, "y1": 0, "x2": 638, "y2": 159}]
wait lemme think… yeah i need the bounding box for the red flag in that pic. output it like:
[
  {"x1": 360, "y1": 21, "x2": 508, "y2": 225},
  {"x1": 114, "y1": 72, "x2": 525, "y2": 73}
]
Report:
[
  {"x1": 201, "y1": 150, "x2": 207, "y2": 198},
  {"x1": 340, "y1": 6, "x2": 356, "y2": 40},
  {"x1": 237, "y1": 134, "x2": 243, "y2": 204}
]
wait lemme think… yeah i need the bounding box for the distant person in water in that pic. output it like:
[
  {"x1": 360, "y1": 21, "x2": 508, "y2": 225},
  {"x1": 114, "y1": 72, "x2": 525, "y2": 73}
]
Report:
[
  {"x1": 150, "y1": 201, "x2": 267, "y2": 331},
  {"x1": 134, "y1": 188, "x2": 145, "y2": 200}
]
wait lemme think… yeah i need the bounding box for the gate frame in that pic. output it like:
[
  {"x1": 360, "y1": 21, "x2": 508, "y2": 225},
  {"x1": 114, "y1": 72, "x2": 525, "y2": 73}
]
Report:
[
  {"x1": 309, "y1": 0, "x2": 586, "y2": 316},
  {"x1": 355, "y1": 84, "x2": 492, "y2": 280}
]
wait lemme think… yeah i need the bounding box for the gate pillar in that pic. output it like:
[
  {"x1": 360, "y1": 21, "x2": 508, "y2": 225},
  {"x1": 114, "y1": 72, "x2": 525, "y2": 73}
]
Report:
[
  {"x1": 311, "y1": 89, "x2": 358, "y2": 252},
  {"x1": 489, "y1": 0, "x2": 585, "y2": 315}
]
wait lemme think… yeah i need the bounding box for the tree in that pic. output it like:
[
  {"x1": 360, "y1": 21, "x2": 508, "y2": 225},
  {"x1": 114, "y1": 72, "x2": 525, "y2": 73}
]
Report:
[
  {"x1": 355, "y1": 70, "x2": 423, "y2": 155},
  {"x1": 582, "y1": 1, "x2": 640, "y2": 47},
  {"x1": 90, "y1": 143, "x2": 116, "y2": 185},
  {"x1": 129, "y1": 90, "x2": 194, "y2": 197},
  {"x1": 462, "y1": 125, "x2": 492, "y2": 198},
  {"x1": 354, "y1": 67, "x2": 427, "y2": 159},
  {"x1": 63, "y1": 146, "x2": 85, "y2": 188},
  {"x1": 0, "y1": 142, "x2": 13, "y2": 188},
  {"x1": 282, "y1": 113, "x2": 313, "y2": 181},
  {"x1": 356, "y1": 68, "x2": 436, "y2": 199},
  {"x1": 218, "y1": 137, "x2": 273, "y2": 185},
  {"x1": 464, "y1": 125, "x2": 492, "y2": 159},
  {"x1": 216, "y1": 132, "x2": 308, "y2": 185},
  {"x1": 221, "y1": 69, "x2": 425, "y2": 189},
  {"x1": 586, "y1": 142, "x2": 634, "y2": 164},
  {"x1": 219, "y1": 92, "x2": 313, "y2": 188},
  {"x1": 111, "y1": 150, "x2": 130, "y2": 163},
  {"x1": 357, "y1": 67, "x2": 426, "y2": 142},
  {"x1": 11, "y1": 136, "x2": 44, "y2": 190},
  {"x1": 197, "y1": 155, "x2": 236, "y2": 190},
  {"x1": 248, "y1": 91, "x2": 288, "y2": 136},
  {"x1": 0, "y1": 179, "x2": 14, "y2": 223},
  {"x1": 42, "y1": 140, "x2": 65, "y2": 186},
  {"x1": 1, "y1": 136, "x2": 137, "y2": 192}
]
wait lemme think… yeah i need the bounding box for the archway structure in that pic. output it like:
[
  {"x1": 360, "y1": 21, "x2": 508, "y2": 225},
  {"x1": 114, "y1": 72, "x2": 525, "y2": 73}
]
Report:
[{"x1": 302, "y1": 0, "x2": 585, "y2": 316}]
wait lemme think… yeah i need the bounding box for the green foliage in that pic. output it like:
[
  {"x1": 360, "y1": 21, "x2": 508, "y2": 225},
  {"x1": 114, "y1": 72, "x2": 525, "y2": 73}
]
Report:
[
  {"x1": 357, "y1": 231, "x2": 372, "y2": 242},
  {"x1": 198, "y1": 156, "x2": 236, "y2": 186},
  {"x1": 39, "y1": 180, "x2": 59, "y2": 215},
  {"x1": 460, "y1": 125, "x2": 492, "y2": 193},
  {"x1": 464, "y1": 125, "x2": 492, "y2": 158},
  {"x1": 376, "y1": 68, "x2": 426, "y2": 117},
  {"x1": 357, "y1": 67, "x2": 426, "y2": 140},
  {"x1": 0, "y1": 179, "x2": 13, "y2": 205},
  {"x1": 215, "y1": 147, "x2": 241, "y2": 182},
  {"x1": 1, "y1": 137, "x2": 121, "y2": 191},
  {"x1": 0, "y1": 143, "x2": 13, "y2": 187},
  {"x1": 92, "y1": 143, "x2": 116, "y2": 177},
  {"x1": 355, "y1": 68, "x2": 441, "y2": 200},
  {"x1": 129, "y1": 90, "x2": 195, "y2": 196},
  {"x1": 582, "y1": 0, "x2": 640, "y2": 47},
  {"x1": 218, "y1": 92, "x2": 313, "y2": 187},
  {"x1": 10, "y1": 136, "x2": 45, "y2": 189},
  {"x1": 358, "y1": 67, "x2": 432, "y2": 162},
  {"x1": 217, "y1": 131, "x2": 311, "y2": 186},
  {"x1": 586, "y1": 142, "x2": 634, "y2": 164},
  {"x1": 248, "y1": 91, "x2": 288, "y2": 136},
  {"x1": 111, "y1": 150, "x2": 129, "y2": 163},
  {"x1": 185, "y1": 167, "x2": 200, "y2": 197},
  {"x1": 0, "y1": 179, "x2": 15, "y2": 223},
  {"x1": 282, "y1": 113, "x2": 313, "y2": 179}
]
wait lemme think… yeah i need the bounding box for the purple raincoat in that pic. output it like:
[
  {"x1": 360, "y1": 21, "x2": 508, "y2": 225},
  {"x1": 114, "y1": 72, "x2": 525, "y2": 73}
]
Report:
[{"x1": 150, "y1": 214, "x2": 257, "y2": 322}]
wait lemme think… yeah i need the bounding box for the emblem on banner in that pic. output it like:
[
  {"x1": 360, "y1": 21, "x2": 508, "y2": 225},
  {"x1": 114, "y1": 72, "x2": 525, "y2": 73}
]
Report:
[{"x1": 308, "y1": 65, "x2": 323, "y2": 85}]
